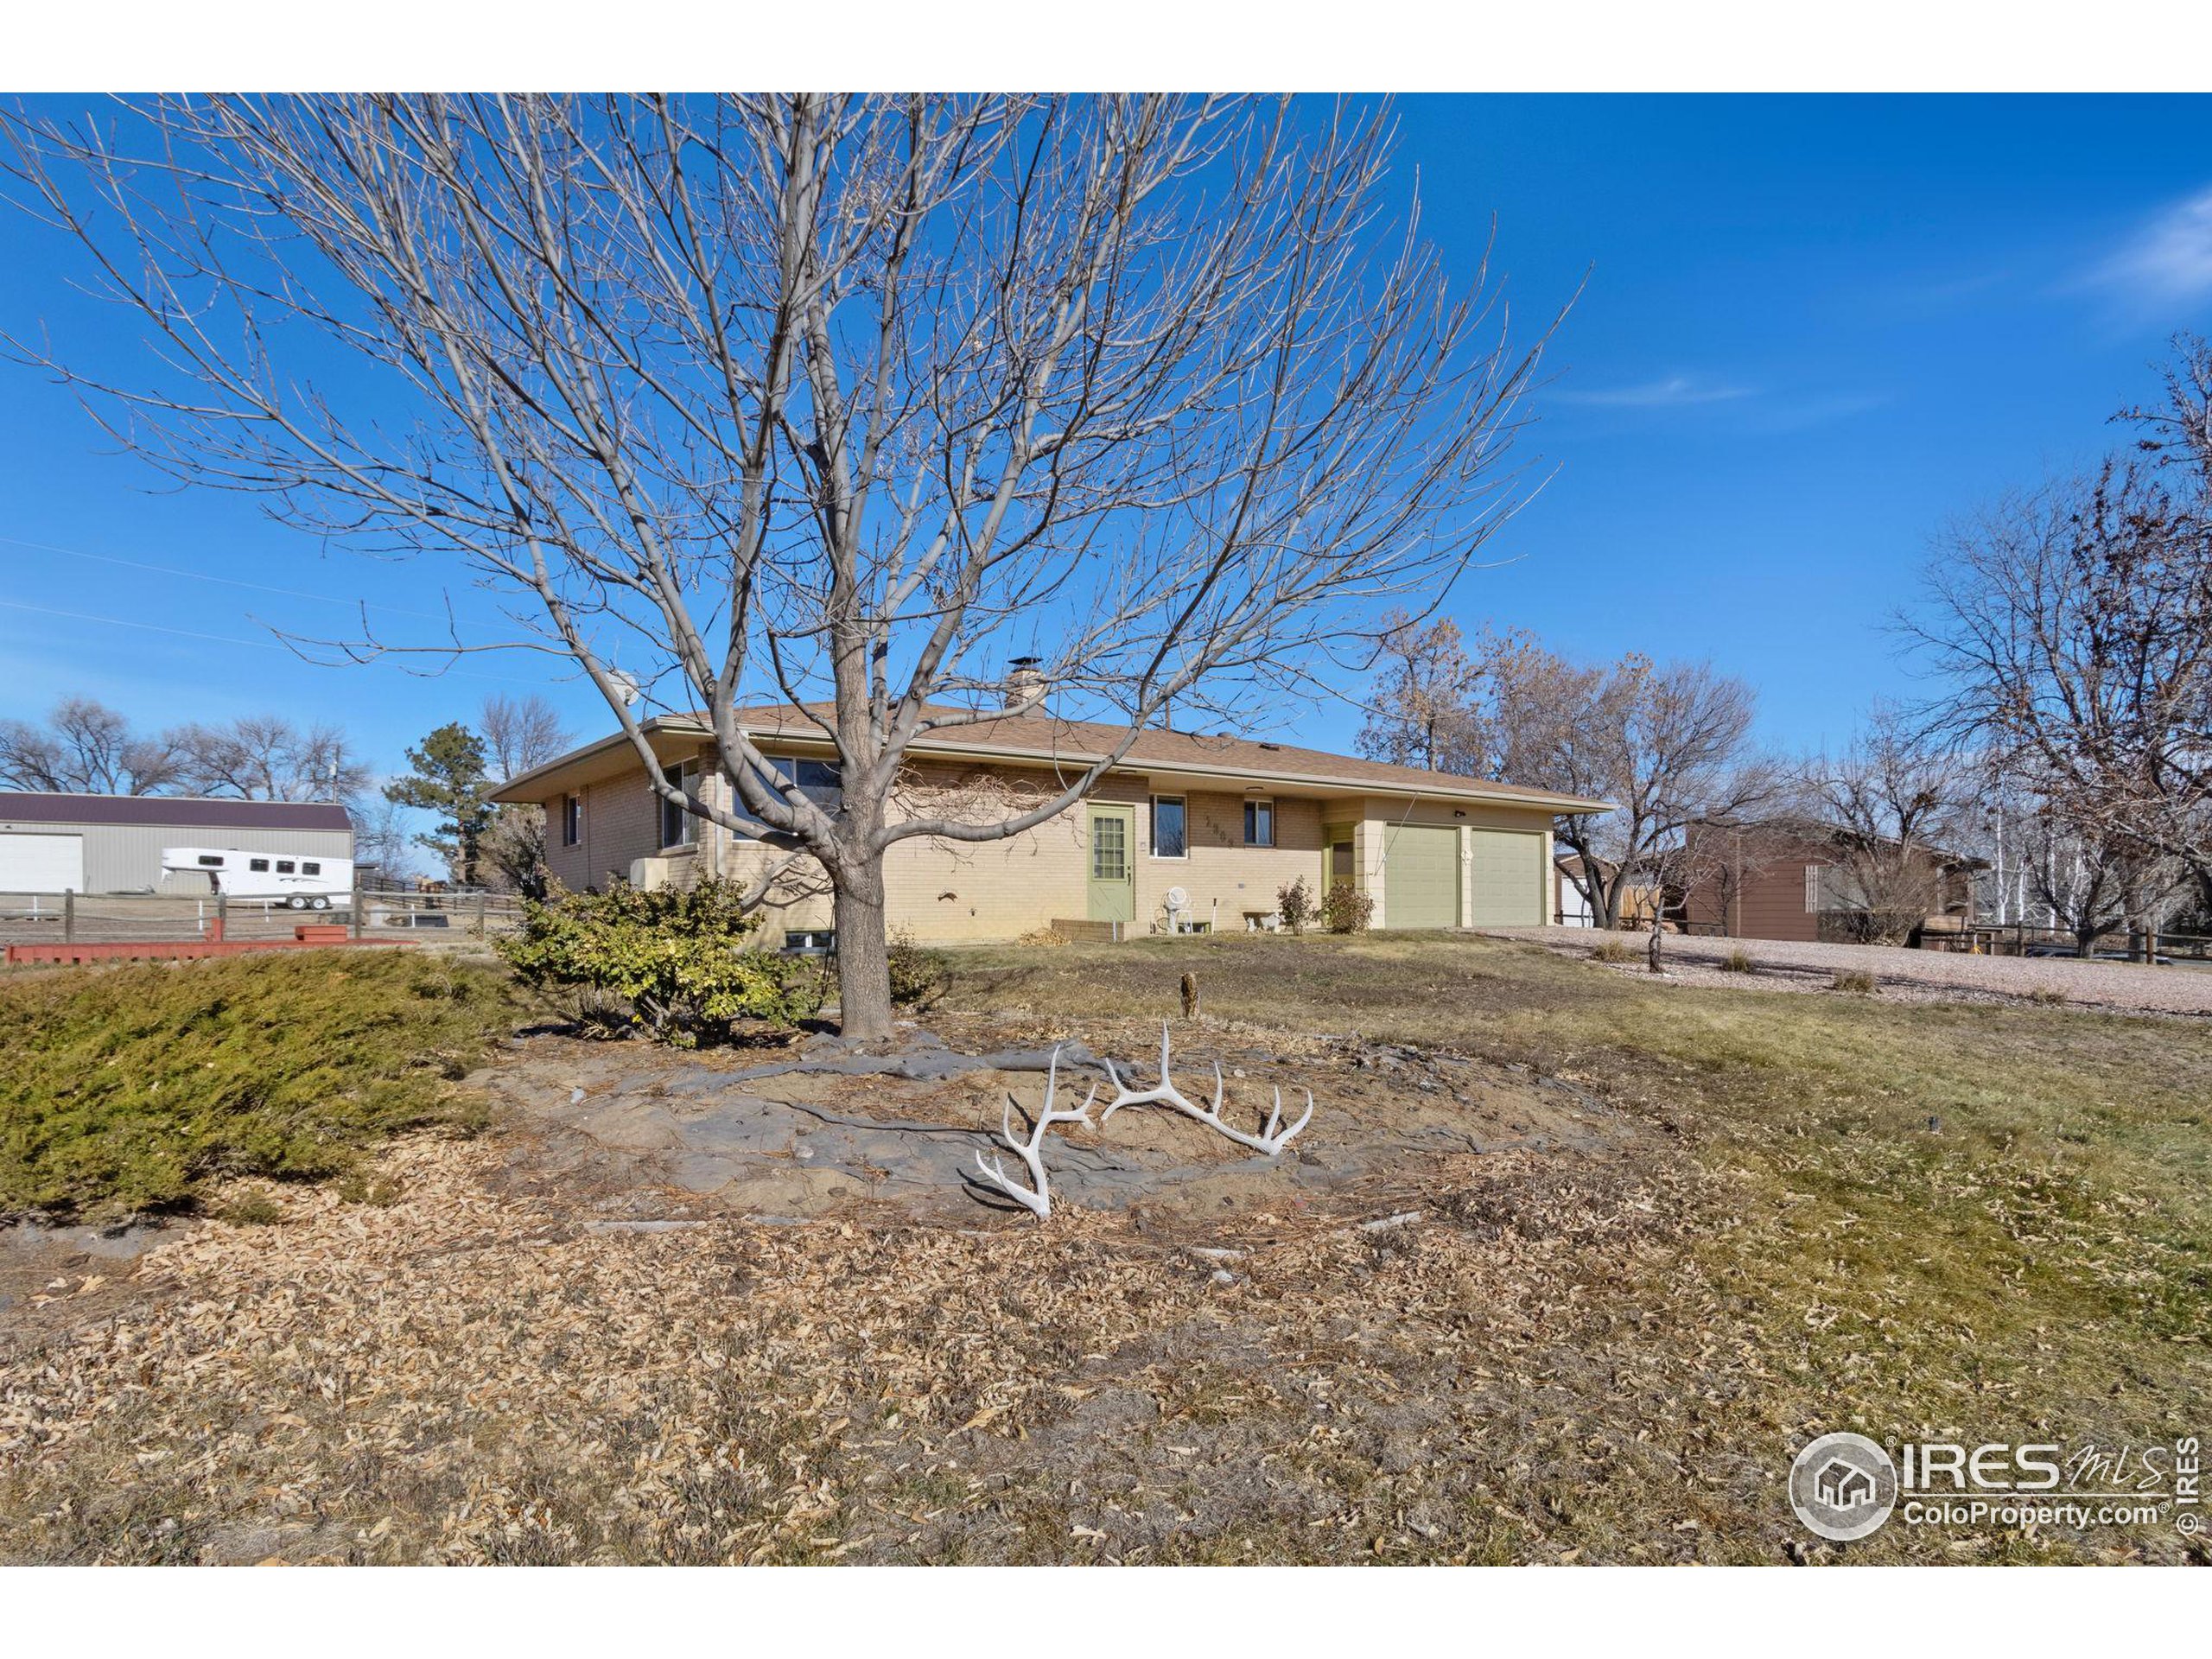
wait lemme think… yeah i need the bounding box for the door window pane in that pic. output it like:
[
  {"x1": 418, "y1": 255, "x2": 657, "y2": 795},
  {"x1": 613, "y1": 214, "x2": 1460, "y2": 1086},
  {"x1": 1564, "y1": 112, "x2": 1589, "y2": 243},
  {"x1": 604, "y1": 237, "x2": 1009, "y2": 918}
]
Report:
[{"x1": 1093, "y1": 815, "x2": 1128, "y2": 880}]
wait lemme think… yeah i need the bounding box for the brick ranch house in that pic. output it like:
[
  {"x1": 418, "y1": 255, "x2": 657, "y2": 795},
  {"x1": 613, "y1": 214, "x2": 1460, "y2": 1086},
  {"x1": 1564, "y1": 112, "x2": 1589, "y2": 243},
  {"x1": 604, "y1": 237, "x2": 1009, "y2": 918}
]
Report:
[{"x1": 493, "y1": 706, "x2": 1612, "y2": 947}]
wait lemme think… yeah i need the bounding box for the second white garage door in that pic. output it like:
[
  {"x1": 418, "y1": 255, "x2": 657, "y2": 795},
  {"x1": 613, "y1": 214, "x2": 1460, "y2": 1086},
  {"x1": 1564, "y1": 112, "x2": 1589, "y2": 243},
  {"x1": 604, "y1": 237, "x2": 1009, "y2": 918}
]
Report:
[
  {"x1": 1468, "y1": 829, "x2": 1544, "y2": 925},
  {"x1": 0, "y1": 832, "x2": 86, "y2": 893}
]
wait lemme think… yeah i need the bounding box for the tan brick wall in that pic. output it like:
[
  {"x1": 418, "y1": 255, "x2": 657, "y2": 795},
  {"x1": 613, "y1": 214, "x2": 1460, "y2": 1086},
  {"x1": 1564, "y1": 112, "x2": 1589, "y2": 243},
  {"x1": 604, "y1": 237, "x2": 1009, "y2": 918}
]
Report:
[
  {"x1": 544, "y1": 766, "x2": 670, "y2": 893},
  {"x1": 1128, "y1": 782, "x2": 1325, "y2": 932}
]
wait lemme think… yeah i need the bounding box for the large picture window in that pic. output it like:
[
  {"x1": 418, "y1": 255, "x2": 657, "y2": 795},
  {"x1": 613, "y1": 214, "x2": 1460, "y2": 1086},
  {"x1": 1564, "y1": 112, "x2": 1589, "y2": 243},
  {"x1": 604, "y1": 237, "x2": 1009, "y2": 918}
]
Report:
[
  {"x1": 772, "y1": 755, "x2": 844, "y2": 806},
  {"x1": 1243, "y1": 798, "x2": 1275, "y2": 848},
  {"x1": 1151, "y1": 795, "x2": 1187, "y2": 859}
]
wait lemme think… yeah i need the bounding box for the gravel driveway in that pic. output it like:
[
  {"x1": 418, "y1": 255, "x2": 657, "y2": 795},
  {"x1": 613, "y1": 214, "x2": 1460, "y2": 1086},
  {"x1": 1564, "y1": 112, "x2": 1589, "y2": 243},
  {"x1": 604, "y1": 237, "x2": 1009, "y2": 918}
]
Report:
[{"x1": 1480, "y1": 925, "x2": 2212, "y2": 1018}]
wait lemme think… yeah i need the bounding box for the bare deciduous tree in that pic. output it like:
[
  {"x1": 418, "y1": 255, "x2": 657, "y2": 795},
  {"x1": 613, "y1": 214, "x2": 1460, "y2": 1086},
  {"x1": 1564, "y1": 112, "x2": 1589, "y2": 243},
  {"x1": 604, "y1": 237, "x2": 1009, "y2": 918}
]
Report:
[
  {"x1": 1793, "y1": 706, "x2": 1972, "y2": 944},
  {"x1": 175, "y1": 714, "x2": 371, "y2": 802},
  {"x1": 1909, "y1": 364, "x2": 2212, "y2": 910},
  {"x1": 0, "y1": 696, "x2": 185, "y2": 795},
  {"x1": 1507, "y1": 653, "x2": 1778, "y2": 931},
  {"x1": 1354, "y1": 613, "x2": 1495, "y2": 775},
  {"x1": 480, "y1": 693, "x2": 571, "y2": 785},
  {"x1": 4, "y1": 95, "x2": 1552, "y2": 1037}
]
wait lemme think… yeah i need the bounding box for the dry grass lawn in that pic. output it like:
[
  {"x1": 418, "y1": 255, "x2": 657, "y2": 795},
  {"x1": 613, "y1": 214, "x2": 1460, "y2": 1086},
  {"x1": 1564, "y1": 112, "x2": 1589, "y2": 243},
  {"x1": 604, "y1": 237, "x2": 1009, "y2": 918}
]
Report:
[{"x1": 3, "y1": 933, "x2": 2206, "y2": 1565}]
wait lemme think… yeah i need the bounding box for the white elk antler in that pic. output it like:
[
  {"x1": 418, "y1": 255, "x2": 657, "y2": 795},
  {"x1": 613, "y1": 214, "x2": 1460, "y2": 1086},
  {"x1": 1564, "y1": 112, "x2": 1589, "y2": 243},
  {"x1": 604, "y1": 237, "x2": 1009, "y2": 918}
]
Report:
[
  {"x1": 1096, "y1": 1024, "x2": 1314, "y2": 1156},
  {"x1": 971, "y1": 1046, "x2": 1095, "y2": 1219}
]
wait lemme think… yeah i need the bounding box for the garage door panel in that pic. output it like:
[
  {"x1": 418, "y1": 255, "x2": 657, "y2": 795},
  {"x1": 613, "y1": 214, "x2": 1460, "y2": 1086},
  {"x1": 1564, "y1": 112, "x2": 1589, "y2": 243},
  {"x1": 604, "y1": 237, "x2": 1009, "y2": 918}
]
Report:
[
  {"x1": 1382, "y1": 823, "x2": 1459, "y2": 929},
  {"x1": 0, "y1": 833, "x2": 85, "y2": 893},
  {"x1": 1469, "y1": 829, "x2": 1542, "y2": 925}
]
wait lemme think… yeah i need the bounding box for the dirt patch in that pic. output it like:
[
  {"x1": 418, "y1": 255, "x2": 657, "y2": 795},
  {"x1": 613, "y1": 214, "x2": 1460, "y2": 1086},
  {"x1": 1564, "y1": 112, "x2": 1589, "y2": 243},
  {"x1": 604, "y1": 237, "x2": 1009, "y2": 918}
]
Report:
[{"x1": 475, "y1": 1019, "x2": 1624, "y2": 1230}]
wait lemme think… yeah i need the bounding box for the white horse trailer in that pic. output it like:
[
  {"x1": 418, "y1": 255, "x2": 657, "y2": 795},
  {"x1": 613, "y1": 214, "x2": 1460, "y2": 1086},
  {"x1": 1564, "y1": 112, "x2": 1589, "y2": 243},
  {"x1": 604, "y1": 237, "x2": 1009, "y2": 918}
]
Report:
[{"x1": 162, "y1": 846, "x2": 353, "y2": 909}]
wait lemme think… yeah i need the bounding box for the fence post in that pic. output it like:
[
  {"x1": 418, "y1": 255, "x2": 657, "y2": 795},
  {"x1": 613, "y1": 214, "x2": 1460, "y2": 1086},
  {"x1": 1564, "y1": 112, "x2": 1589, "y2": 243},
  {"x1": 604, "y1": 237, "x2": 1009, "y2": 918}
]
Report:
[
  {"x1": 351, "y1": 871, "x2": 364, "y2": 940},
  {"x1": 63, "y1": 889, "x2": 75, "y2": 944},
  {"x1": 476, "y1": 891, "x2": 488, "y2": 936},
  {"x1": 215, "y1": 892, "x2": 228, "y2": 945}
]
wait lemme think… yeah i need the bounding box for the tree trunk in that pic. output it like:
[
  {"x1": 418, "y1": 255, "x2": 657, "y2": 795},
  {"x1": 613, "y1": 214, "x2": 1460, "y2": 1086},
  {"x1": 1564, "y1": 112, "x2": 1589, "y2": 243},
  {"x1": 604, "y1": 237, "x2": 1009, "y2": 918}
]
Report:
[{"x1": 832, "y1": 863, "x2": 895, "y2": 1043}]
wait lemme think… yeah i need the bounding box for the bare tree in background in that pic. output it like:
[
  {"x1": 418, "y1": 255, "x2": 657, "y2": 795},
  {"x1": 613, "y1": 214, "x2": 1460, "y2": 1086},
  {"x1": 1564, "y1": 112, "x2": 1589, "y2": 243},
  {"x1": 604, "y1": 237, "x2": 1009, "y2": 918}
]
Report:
[
  {"x1": 0, "y1": 697, "x2": 185, "y2": 795},
  {"x1": 1793, "y1": 706, "x2": 1973, "y2": 944},
  {"x1": 479, "y1": 693, "x2": 570, "y2": 898},
  {"x1": 1355, "y1": 613, "x2": 1495, "y2": 774},
  {"x1": 175, "y1": 714, "x2": 371, "y2": 802},
  {"x1": 1505, "y1": 652, "x2": 1778, "y2": 931},
  {"x1": 4, "y1": 95, "x2": 1552, "y2": 1038},
  {"x1": 1908, "y1": 351, "x2": 2212, "y2": 931},
  {"x1": 480, "y1": 693, "x2": 571, "y2": 783}
]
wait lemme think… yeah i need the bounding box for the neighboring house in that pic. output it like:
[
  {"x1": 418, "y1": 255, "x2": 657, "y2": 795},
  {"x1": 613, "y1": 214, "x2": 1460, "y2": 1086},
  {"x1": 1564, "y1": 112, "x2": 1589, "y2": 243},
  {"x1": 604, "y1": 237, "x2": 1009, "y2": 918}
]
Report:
[
  {"x1": 1554, "y1": 854, "x2": 1598, "y2": 927},
  {"x1": 1679, "y1": 820, "x2": 1982, "y2": 944},
  {"x1": 491, "y1": 706, "x2": 1612, "y2": 947},
  {"x1": 0, "y1": 792, "x2": 354, "y2": 895}
]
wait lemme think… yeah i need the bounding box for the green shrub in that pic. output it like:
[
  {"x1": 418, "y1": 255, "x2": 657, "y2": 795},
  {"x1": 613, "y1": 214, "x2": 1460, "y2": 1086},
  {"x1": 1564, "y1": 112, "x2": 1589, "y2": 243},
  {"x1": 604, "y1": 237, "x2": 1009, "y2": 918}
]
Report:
[
  {"x1": 1275, "y1": 876, "x2": 1315, "y2": 936},
  {"x1": 1319, "y1": 883, "x2": 1376, "y2": 935},
  {"x1": 0, "y1": 951, "x2": 513, "y2": 1219},
  {"x1": 500, "y1": 879, "x2": 821, "y2": 1046},
  {"x1": 887, "y1": 929, "x2": 950, "y2": 1009}
]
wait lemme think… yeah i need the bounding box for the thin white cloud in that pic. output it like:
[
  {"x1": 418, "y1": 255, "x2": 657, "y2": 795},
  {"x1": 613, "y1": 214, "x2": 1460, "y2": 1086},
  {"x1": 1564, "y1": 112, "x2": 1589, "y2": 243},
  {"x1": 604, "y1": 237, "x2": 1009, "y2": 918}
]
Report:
[
  {"x1": 2089, "y1": 187, "x2": 2212, "y2": 311},
  {"x1": 1550, "y1": 374, "x2": 1753, "y2": 408}
]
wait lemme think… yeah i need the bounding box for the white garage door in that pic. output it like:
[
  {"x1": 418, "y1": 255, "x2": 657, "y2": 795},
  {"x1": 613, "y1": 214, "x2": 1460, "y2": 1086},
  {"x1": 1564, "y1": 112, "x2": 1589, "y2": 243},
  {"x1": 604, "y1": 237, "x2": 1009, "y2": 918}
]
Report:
[
  {"x1": 0, "y1": 832, "x2": 86, "y2": 893},
  {"x1": 1469, "y1": 829, "x2": 1544, "y2": 925}
]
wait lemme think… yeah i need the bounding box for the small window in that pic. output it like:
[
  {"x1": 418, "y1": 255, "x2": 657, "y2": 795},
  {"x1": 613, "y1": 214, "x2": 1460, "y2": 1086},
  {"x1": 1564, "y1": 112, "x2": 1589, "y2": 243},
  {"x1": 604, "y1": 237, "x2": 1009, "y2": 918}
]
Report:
[
  {"x1": 563, "y1": 793, "x2": 582, "y2": 847},
  {"x1": 249, "y1": 858, "x2": 270, "y2": 873},
  {"x1": 782, "y1": 928, "x2": 837, "y2": 955},
  {"x1": 1151, "y1": 795, "x2": 1186, "y2": 859},
  {"x1": 196, "y1": 855, "x2": 224, "y2": 867},
  {"x1": 276, "y1": 860, "x2": 296, "y2": 874},
  {"x1": 1243, "y1": 799, "x2": 1274, "y2": 848},
  {"x1": 661, "y1": 763, "x2": 699, "y2": 848},
  {"x1": 302, "y1": 861, "x2": 321, "y2": 876}
]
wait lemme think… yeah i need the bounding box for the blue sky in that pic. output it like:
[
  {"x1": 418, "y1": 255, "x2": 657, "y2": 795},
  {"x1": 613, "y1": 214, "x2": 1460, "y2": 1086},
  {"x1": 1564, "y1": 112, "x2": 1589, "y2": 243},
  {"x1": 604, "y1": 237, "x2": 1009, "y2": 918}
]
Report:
[{"x1": 2, "y1": 93, "x2": 2209, "y2": 783}]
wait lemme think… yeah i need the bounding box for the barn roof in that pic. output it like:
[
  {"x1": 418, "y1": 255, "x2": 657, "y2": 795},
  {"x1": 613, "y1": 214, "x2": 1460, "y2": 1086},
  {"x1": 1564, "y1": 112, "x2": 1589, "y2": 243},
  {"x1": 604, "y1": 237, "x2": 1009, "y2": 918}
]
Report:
[{"x1": 0, "y1": 792, "x2": 353, "y2": 832}]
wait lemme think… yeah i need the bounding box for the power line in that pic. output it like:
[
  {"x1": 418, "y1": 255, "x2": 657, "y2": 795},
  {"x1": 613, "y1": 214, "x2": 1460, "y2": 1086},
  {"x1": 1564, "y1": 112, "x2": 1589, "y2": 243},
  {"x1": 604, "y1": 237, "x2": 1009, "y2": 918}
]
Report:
[
  {"x1": 0, "y1": 532, "x2": 452, "y2": 620},
  {"x1": 0, "y1": 597, "x2": 554, "y2": 686}
]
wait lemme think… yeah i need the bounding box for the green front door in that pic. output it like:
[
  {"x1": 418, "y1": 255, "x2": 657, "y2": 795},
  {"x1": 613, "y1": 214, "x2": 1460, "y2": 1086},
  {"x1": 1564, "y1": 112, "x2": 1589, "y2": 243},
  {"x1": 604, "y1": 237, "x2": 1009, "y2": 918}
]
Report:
[{"x1": 1086, "y1": 804, "x2": 1135, "y2": 923}]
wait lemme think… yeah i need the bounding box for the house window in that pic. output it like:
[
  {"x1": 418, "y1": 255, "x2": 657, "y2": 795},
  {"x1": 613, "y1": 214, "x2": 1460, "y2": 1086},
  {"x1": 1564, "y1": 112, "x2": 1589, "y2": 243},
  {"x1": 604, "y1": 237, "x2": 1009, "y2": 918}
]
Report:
[
  {"x1": 1805, "y1": 863, "x2": 1821, "y2": 914},
  {"x1": 783, "y1": 928, "x2": 837, "y2": 955},
  {"x1": 661, "y1": 762, "x2": 699, "y2": 848},
  {"x1": 563, "y1": 793, "x2": 582, "y2": 847},
  {"x1": 1151, "y1": 795, "x2": 1186, "y2": 859},
  {"x1": 772, "y1": 757, "x2": 843, "y2": 798},
  {"x1": 249, "y1": 858, "x2": 270, "y2": 873},
  {"x1": 1243, "y1": 798, "x2": 1274, "y2": 848}
]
